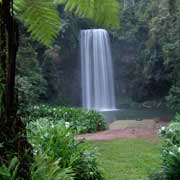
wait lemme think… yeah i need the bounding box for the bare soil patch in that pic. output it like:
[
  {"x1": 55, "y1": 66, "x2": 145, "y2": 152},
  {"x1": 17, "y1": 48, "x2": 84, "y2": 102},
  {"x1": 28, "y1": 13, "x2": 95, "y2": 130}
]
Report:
[{"x1": 77, "y1": 119, "x2": 169, "y2": 141}]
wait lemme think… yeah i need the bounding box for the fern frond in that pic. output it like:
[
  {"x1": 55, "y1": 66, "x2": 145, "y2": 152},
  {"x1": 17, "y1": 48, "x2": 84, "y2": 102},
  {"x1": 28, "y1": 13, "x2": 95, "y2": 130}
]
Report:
[
  {"x1": 13, "y1": 0, "x2": 119, "y2": 46},
  {"x1": 58, "y1": 0, "x2": 120, "y2": 29},
  {"x1": 14, "y1": 0, "x2": 61, "y2": 46}
]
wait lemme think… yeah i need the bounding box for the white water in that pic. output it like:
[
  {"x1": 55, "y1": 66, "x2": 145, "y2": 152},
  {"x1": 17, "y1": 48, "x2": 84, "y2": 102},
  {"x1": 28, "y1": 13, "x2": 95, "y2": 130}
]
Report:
[{"x1": 80, "y1": 29, "x2": 116, "y2": 111}]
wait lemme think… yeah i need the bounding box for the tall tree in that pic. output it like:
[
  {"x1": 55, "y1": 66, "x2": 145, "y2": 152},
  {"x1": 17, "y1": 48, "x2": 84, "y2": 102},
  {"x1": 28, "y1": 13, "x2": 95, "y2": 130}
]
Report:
[{"x1": 0, "y1": 0, "x2": 120, "y2": 179}]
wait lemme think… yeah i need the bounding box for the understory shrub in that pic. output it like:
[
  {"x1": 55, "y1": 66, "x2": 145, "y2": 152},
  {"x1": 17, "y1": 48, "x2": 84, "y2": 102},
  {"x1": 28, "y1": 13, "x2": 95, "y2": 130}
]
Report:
[
  {"x1": 166, "y1": 84, "x2": 180, "y2": 113},
  {"x1": 28, "y1": 105, "x2": 107, "y2": 133},
  {"x1": 146, "y1": 114, "x2": 180, "y2": 180},
  {"x1": 27, "y1": 119, "x2": 104, "y2": 180},
  {"x1": 31, "y1": 154, "x2": 74, "y2": 180},
  {"x1": 0, "y1": 157, "x2": 19, "y2": 180},
  {"x1": 172, "y1": 113, "x2": 180, "y2": 123}
]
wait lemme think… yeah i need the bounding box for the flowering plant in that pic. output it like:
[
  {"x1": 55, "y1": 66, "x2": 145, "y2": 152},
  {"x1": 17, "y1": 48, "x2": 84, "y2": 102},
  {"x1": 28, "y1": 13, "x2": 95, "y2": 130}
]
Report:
[
  {"x1": 28, "y1": 105, "x2": 107, "y2": 133},
  {"x1": 27, "y1": 118, "x2": 104, "y2": 180},
  {"x1": 146, "y1": 115, "x2": 180, "y2": 180},
  {"x1": 159, "y1": 117, "x2": 180, "y2": 179}
]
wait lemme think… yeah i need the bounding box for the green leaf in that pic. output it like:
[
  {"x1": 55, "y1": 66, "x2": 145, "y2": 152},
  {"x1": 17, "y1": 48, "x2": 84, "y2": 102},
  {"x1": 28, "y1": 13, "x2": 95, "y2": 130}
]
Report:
[
  {"x1": 54, "y1": 0, "x2": 120, "y2": 29},
  {"x1": 0, "y1": 166, "x2": 11, "y2": 177},
  {"x1": 15, "y1": 0, "x2": 61, "y2": 46},
  {"x1": 13, "y1": 0, "x2": 120, "y2": 46}
]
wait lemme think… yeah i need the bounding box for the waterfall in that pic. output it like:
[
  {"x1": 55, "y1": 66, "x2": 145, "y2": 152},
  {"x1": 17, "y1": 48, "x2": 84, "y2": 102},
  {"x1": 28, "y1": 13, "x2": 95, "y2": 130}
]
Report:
[{"x1": 80, "y1": 29, "x2": 116, "y2": 111}]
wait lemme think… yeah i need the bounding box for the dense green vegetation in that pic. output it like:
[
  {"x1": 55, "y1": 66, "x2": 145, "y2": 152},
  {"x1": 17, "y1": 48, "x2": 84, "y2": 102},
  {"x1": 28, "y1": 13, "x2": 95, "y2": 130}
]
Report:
[
  {"x1": 92, "y1": 139, "x2": 161, "y2": 180},
  {"x1": 16, "y1": 34, "x2": 46, "y2": 115},
  {"x1": 112, "y1": 0, "x2": 180, "y2": 110},
  {"x1": 16, "y1": 0, "x2": 180, "y2": 113},
  {"x1": 28, "y1": 120, "x2": 103, "y2": 180},
  {"x1": 0, "y1": 0, "x2": 179, "y2": 179},
  {"x1": 0, "y1": 0, "x2": 120, "y2": 179},
  {"x1": 147, "y1": 114, "x2": 180, "y2": 180},
  {"x1": 28, "y1": 105, "x2": 107, "y2": 133}
]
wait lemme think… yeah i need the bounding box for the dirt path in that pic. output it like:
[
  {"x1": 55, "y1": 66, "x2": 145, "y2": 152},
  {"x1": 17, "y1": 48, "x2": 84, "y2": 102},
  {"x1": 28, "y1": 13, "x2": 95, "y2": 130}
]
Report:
[{"x1": 77, "y1": 119, "x2": 168, "y2": 141}]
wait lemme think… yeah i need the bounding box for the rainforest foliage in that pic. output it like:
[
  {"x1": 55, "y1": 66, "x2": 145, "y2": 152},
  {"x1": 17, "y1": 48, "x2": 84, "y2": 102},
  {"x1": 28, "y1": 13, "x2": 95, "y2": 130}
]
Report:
[
  {"x1": 113, "y1": 0, "x2": 180, "y2": 108},
  {"x1": 0, "y1": 0, "x2": 120, "y2": 179},
  {"x1": 16, "y1": 0, "x2": 180, "y2": 112},
  {"x1": 0, "y1": 0, "x2": 179, "y2": 179}
]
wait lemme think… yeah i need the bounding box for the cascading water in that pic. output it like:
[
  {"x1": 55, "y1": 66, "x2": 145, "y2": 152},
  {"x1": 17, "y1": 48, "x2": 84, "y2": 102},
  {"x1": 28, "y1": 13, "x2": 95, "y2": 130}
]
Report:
[{"x1": 80, "y1": 29, "x2": 116, "y2": 111}]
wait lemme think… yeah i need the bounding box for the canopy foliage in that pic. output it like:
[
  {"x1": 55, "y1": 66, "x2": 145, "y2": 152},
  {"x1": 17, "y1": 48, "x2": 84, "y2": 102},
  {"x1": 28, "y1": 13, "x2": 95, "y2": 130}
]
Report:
[{"x1": 12, "y1": 0, "x2": 120, "y2": 45}]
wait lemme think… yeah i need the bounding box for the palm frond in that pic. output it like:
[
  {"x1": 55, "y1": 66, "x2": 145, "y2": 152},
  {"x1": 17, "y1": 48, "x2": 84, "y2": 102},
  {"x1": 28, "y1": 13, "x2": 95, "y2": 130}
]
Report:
[
  {"x1": 14, "y1": 0, "x2": 61, "y2": 46},
  {"x1": 58, "y1": 0, "x2": 120, "y2": 28}
]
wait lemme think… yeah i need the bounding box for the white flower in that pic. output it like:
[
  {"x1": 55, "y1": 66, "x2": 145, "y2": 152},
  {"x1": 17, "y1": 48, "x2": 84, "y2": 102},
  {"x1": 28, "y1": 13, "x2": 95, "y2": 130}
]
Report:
[
  {"x1": 163, "y1": 150, "x2": 166, "y2": 153},
  {"x1": 33, "y1": 105, "x2": 39, "y2": 109},
  {"x1": 44, "y1": 133, "x2": 48, "y2": 138},
  {"x1": 168, "y1": 128, "x2": 173, "y2": 132},
  {"x1": 65, "y1": 122, "x2": 70, "y2": 128},
  {"x1": 33, "y1": 150, "x2": 38, "y2": 156},
  {"x1": 158, "y1": 126, "x2": 166, "y2": 134},
  {"x1": 178, "y1": 147, "x2": 180, "y2": 153},
  {"x1": 169, "y1": 151, "x2": 175, "y2": 156},
  {"x1": 65, "y1": 132, "x2": 70, "y2": 137}
]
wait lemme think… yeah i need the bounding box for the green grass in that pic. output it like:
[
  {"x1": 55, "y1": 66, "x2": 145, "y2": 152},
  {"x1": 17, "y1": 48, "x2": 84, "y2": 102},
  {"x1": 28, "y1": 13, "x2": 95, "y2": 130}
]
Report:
[{"x1": 92, "y1": 139, "x2": 162, "y2": 180}]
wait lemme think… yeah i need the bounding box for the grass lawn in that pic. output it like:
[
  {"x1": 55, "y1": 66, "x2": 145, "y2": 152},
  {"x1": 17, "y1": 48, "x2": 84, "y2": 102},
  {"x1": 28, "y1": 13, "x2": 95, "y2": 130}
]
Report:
[{"x1": 92, "y1": 139, "x2": 162, "y2": 180}]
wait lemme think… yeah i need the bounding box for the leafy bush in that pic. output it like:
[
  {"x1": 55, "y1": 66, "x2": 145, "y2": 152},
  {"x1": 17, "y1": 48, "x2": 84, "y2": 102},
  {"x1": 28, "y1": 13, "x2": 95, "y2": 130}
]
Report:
[
  {"x1": 147, "y1": 116, "x2": 180, "y2": 180},
  {"x1": 0, "y1": 157, "x2": 19, "y2": 180},
  {"x1": 28, "y1": 105, "x2": 107, "y2": 133},
  {"x1": 27, "y1": 119, "x2": 104, "y2": 180},
  {"x1": 16, "y1": 35, "x2": 47, "y2": 116},
  {"x1": 159, "y1": 121, "x2": 180, "y2": 180},
  {"x1": 172, "y1": 113, "x2": 180, "y2": 123},
  {"x1": 31, "y1": 154, "x2": 74, "y2": 180},
  {"x1": 166, "y1": 84, "x2": 180, "y2": 113}
]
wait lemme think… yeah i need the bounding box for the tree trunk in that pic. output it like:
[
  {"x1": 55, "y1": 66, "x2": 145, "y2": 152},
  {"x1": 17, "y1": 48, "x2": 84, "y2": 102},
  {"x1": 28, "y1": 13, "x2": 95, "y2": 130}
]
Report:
[{"x1": 0, "y1": 1, "x2": 32, "y2": 179}]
